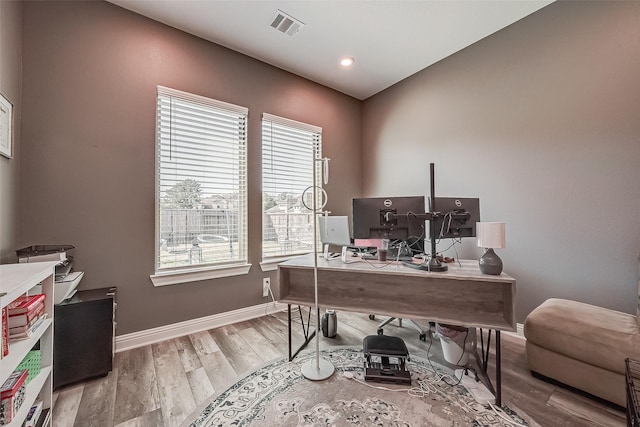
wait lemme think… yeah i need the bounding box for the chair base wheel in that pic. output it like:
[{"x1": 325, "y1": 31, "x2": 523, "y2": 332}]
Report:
[
  {"x1": 369, "y1": 314, "x2": 376, "y2": 320},
  {"x1": 377, "y1": 328, "x2": 383, "y2": 335},
  {"x1": 419, "y1": 333, "x2": 427, "y2": 341}
]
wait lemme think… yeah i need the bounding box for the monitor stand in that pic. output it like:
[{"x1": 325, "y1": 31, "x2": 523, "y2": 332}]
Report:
[
  {"x1": 323, "y1": 244, "x2": 357, "y2": 263},
  {"x1": 402, "y1": 255, "x2": 448, "y2": 272},
  {"x1": 426, "y1": 162, "x2": 448, "y2": 272},
  {"x1": 427, "y1": 258, "x2": 449, "y2": 271},
  {"x1": 426, "y1": 255, "x2": 448, "y2": 272},
  {"x1": 323, "y1": 244, "x2": 331, "y2": 259},
  {"x1": 340, "y1": 246, "x2": 358, "y2": 264}
]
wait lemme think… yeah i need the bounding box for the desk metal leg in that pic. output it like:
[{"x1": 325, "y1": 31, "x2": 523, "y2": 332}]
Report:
[
  {"x1": 287, "y1": 304, "x2": 317, "y2": 361},
  {"x1": 496, "y1": 330, "x2": 501, "y2": 406},
  {"x1": 477, "y1": 329, "x2": 502, "y2": 407},
  {"x1": 479, "y1": 328, "x2": 491, "y2": 372},
  {"x1": 288, "y1": 305, "x2": 292, "y2": 361}
]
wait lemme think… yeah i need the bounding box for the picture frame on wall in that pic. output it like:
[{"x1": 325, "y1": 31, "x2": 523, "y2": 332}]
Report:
[{"x1": 0, "y1": 92, "x2": 13, "y2": 159}]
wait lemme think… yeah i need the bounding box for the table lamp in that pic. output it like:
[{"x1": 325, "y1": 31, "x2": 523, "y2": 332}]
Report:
[{"x1": 476, "y1": 222, "x2": 505, "y2": 275}]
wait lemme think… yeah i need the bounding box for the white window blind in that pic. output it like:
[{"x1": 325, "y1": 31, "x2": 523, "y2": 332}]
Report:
[
  {"x1": 156, "y1": 86, "x2": 248, "y2": 273},
  {"x1": 262, "y1": 113, "x2": 322, "y2": 260}
]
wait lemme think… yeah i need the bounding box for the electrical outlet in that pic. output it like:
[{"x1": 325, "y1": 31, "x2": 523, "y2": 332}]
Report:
[{"x1": 262, "y1": 277, "x2": 270, "y2": 297}]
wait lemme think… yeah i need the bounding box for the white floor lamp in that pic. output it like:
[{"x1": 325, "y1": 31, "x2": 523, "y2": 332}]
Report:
[{"x1": 300, "y1": 155, "x2": 335, "y2": 381}]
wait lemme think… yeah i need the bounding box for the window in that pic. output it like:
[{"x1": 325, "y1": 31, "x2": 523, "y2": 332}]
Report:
[
  {"x1": 262, "y1": 113, "x2": 322, "y2": 262},
  {"x1": 153, "y1": 86, "x2": 248, "y2": 284}
]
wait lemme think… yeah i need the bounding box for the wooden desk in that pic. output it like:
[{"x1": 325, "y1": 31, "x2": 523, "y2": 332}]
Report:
[
  {"x1": 279, "y1": 254, "x2": 516, "y2": 330},
  {"x1": 278, "y1": 254, "x2": 517, "y2": 405}
]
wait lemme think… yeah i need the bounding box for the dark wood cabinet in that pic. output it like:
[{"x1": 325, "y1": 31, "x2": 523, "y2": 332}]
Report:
[{"x1": 53, "y1": 287, "x2": 116, "y2": 390}]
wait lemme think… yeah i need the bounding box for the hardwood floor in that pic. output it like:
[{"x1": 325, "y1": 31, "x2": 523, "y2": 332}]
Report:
[{"x1": 52, "y1": 311, "x2": 626, "y2": 426}]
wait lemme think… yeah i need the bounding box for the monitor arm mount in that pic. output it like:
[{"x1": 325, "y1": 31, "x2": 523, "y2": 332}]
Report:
[
  {"x1": 384, "y1": 163, "x2": 457, "y2": 272},
  {"x1": 387, "y1": 209, "x2": 469, "y2": 272}
]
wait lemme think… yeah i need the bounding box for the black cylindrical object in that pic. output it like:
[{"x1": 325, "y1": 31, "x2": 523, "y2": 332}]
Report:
[{"x1": 321, "y1": 309, "x2": 337, "y2": 338}]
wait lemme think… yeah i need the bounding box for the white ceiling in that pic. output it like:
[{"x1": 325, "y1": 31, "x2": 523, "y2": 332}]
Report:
[{"x1": 107, "y1": 0, "x2": 553, "y2": 100}]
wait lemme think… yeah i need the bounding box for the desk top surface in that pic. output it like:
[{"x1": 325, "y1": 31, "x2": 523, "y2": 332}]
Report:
[{"x1": 279, "y1": 253, "x2": 515, "y2": 284}]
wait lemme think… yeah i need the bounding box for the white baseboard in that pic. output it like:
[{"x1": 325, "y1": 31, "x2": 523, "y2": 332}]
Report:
[
  {"x1": 115, "y1": 301, "x2": 287, "y2": 353},
  {"x1": 505, "y1": 323, "x2": 525, "y2": 339},
  {"x1": 115, "y1": 307, "x2": 525, "y2": 353},
  {"x1": 483, "y1": 323, "x2": 525, "y2": 339}
]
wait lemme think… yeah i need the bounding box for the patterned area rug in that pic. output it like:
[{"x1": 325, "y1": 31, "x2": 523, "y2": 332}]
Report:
[{"x1": 182, "y1": 347, "x2": 529, "y2": 426}]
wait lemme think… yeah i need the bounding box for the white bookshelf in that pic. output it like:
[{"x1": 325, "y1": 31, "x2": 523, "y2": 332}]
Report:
[{"x1": 1, "y1": 262, "x2": 57, "y2": 427}]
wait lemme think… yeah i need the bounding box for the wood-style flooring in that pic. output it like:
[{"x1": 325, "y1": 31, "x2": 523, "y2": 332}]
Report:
[{"x1": 52, "y1": 311, "x2": 626, "y2": 426}]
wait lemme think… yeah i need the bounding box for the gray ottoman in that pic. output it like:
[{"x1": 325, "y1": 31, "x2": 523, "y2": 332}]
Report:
[{"x1": 524, "y1": 298, "x2": 640, "y2": 407}]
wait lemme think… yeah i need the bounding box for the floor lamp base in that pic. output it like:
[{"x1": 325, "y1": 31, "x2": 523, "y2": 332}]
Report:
[{"x1": 301, "y1": 358, "x2": 335, "y2": 381}]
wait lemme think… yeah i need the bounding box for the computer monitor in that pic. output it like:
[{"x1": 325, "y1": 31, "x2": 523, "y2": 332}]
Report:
[
  {"x1": 429, "y1": 197, "x2": 480, "y2": 240},
  {"x1": 352, "y1": 196, "x2": 426, "y2": 252}
]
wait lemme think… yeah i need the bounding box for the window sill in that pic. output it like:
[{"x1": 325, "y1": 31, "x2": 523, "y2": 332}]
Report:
[
  {"x1": 150, "y1": 263, "x2": 252, "y2": 287},
  {"x1": 260, "y1": 256, "x2": 303, "y2": 272}
]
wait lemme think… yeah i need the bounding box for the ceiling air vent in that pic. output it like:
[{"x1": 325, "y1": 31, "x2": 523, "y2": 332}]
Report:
[{"x1": 270, "y1": 9, "x2": 304, "y2": 36}]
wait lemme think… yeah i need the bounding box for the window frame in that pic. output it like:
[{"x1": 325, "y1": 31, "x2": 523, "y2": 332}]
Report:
[
  {"x1": 260, "y1": 113, "x2": 323, "y2": 271},
  {"x1": 151, "y1": 86, "x2": 250, "y2": 286}
]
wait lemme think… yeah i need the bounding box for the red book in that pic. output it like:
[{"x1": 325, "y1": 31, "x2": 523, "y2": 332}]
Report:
[
  {"x1": 8, "y1": 303, "x2": 45, "y2": 329},
  {"x1": 1, "y1": 307, "x2": 8, "y2": 358},
  {"x1": 0, "y1": 370, "x2": 28, "y2": 424},
  {"x1": 7, "y1": 294, "x2": 45, "y2": 315},
  {"x1": 0, "y1": 370, "x2": 27, "y2": 399}
]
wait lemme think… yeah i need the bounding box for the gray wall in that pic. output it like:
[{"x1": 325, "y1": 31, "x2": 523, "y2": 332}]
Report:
[
  {"x1": 0, "y1": 1, "x2": 22, "y2": 263},
  {"x1": 20, "y1": 1, "x2": 362, "y2": 335},
  {"x1": 362, "y1": 1, "x2": 640, "y2": 322},
  {"x1": 12, "y1": 0, "x2": 640, "y2": 334}
]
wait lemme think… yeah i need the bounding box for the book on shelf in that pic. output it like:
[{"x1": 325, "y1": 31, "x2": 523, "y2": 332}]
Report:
[
  {"x1": 8, "y1": 315, "x2": 47, "y2": 340},
  {"x1": 6, "y1": 293, "x2": 45, "y2": 315},
  {"x1": 9, "y1": 310, "x2": 45, "y2": 335},
  {"x1": 7, "y1": 302, "x2": 44, "y2": 329},
  {"x1": 0, "y1": 369, "x2": 28, "y2": 425},
  {"x1": 1, "y1": 307, "x2": 7, "y2": 358},
  {"x1": 33, "y1": 408, "x2": 50, "y2": 427},
  {"x1": 24, "y1": 399, "x2": 43, "y2": 427}
]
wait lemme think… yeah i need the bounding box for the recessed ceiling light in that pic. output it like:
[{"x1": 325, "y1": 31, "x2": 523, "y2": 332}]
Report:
[{"x1": 340, "y1": 57, "x2": 355, "y2": 67}]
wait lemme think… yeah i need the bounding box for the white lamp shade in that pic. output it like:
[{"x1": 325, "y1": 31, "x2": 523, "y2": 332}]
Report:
[{"x1": 476, "y1": 222, "x2": 505, "y2": 249}]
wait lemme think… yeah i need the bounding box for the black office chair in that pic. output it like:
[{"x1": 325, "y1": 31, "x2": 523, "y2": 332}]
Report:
[
  {"x1": 369, "y1": 314, "x2": 428, "y2": 341},
  {"x1": 367, "y1": 240, "x2": 428, "y2": 341}
]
